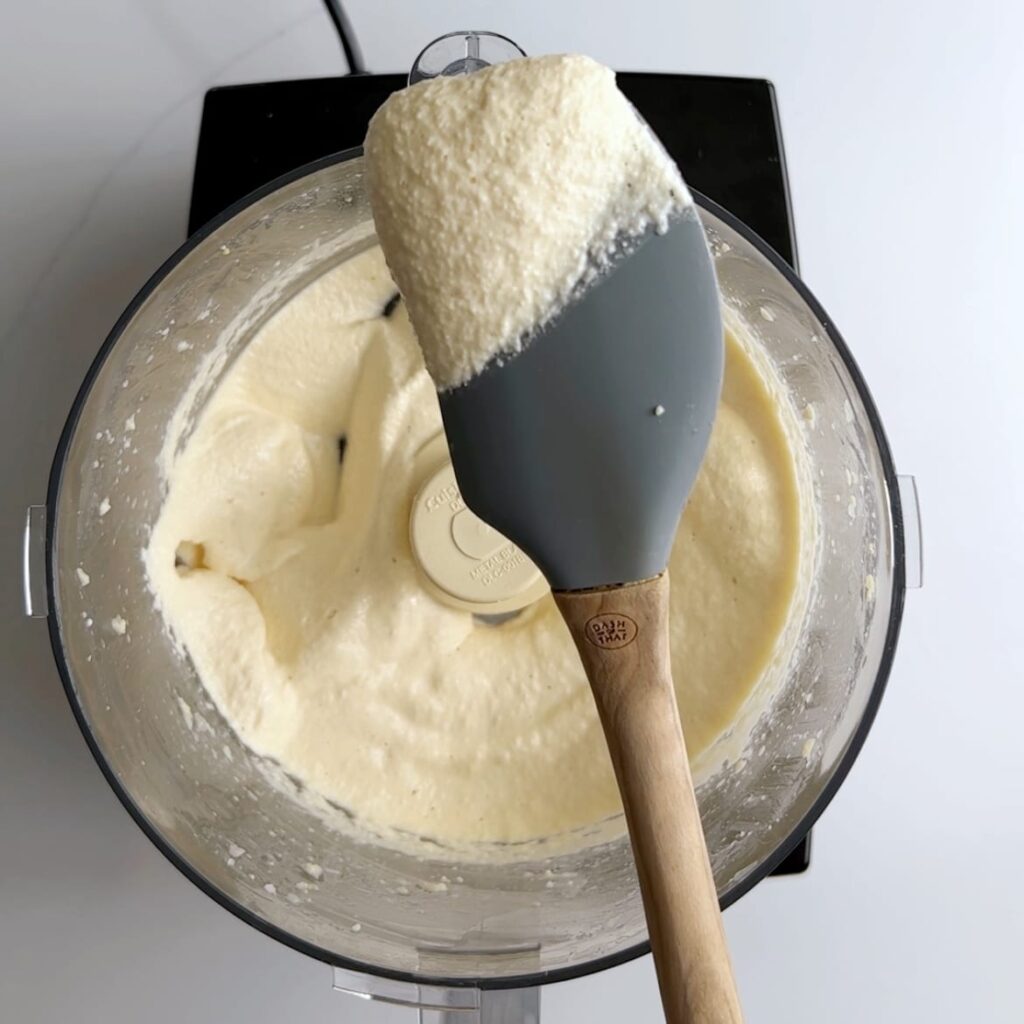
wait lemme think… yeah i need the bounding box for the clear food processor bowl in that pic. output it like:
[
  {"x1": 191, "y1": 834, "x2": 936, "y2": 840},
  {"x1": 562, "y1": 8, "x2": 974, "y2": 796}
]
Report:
[{"x1": 28, "y1": 151, "x2": 918, "y2": 1005}]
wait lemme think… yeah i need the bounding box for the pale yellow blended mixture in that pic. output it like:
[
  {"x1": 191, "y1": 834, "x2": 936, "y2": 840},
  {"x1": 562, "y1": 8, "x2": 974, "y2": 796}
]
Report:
[
  {"x1": 148, "y1": 54, "x2": 804, "y2": 851},
  {"x1": 147, "y1": 248, "x2": 803, "y2": 847},
  {"x1": 365, "y1": 54, "x2": 690, "y2": 390}
]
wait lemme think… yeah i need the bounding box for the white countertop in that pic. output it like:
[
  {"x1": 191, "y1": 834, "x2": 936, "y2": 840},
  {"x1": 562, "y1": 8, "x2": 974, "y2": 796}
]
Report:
[{"x1": 2, "y1": 1, "x2": 1022, "y2": 1020}]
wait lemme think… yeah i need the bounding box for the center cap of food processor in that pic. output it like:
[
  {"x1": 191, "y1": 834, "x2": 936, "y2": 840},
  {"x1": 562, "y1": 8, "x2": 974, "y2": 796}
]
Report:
[{"x1": 410, "y1": 459, "x2": 549, "y2": 614}]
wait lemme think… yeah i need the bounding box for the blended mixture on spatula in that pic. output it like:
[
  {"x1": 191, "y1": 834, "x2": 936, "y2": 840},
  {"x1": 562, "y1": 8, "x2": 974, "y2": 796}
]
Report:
[
  {"x1": 148, "y1": 55, "x2": 806, "y2": 850},
  {"x1": 365, "y1": 54, "x2": 690, "y2": 390}
]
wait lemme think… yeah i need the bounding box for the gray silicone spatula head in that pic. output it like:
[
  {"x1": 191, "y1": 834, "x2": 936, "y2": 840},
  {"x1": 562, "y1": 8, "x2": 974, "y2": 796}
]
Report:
[{"x1": 439, "y1": 209, "x2": 723, "y2": 592}]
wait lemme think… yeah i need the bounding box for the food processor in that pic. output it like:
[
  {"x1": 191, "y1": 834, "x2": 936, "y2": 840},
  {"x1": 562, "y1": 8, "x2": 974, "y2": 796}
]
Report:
[{"x1": 23, "y1": 34, "x2": 922, "y2": 1024}]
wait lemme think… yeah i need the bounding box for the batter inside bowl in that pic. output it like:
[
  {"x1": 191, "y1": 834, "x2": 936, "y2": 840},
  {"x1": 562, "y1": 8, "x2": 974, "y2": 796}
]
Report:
[{"x1": 147, "y1": 245, "x2": 805, "y2": 848}]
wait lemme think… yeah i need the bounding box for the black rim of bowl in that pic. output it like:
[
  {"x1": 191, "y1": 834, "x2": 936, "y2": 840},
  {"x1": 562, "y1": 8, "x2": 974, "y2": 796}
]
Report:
[{"x1": 45, "y1": 149, "x2": 906, "y2": 993}]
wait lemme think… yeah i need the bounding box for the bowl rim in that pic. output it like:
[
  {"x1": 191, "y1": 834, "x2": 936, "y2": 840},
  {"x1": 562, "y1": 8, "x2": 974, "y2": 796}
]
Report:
[{"x1": 44, "y1": 147, "x2": 907, "y2": 993}]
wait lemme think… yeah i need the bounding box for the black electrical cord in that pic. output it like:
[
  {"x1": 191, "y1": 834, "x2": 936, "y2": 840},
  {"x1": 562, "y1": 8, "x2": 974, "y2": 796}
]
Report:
[{"x1": 321, "y1": 0, "x2": 366, "y2": 74}]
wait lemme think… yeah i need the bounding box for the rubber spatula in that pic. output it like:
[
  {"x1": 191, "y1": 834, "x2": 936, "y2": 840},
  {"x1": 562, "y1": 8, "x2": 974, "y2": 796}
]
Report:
[{"x1": 439, "y1": 210, "x2": 743, "y2": 1023}]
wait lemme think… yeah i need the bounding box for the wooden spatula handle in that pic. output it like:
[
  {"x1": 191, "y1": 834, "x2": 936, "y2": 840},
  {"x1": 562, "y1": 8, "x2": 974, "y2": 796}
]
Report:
[{"x1": 554, "y1": 572, "x2": 743, "y2": 1024}]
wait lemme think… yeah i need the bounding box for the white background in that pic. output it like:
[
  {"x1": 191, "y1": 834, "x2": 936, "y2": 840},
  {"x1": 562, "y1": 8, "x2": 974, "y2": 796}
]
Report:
[{"x1": 2, "y1": 1, "x2": 1022, "y2": 1021}]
